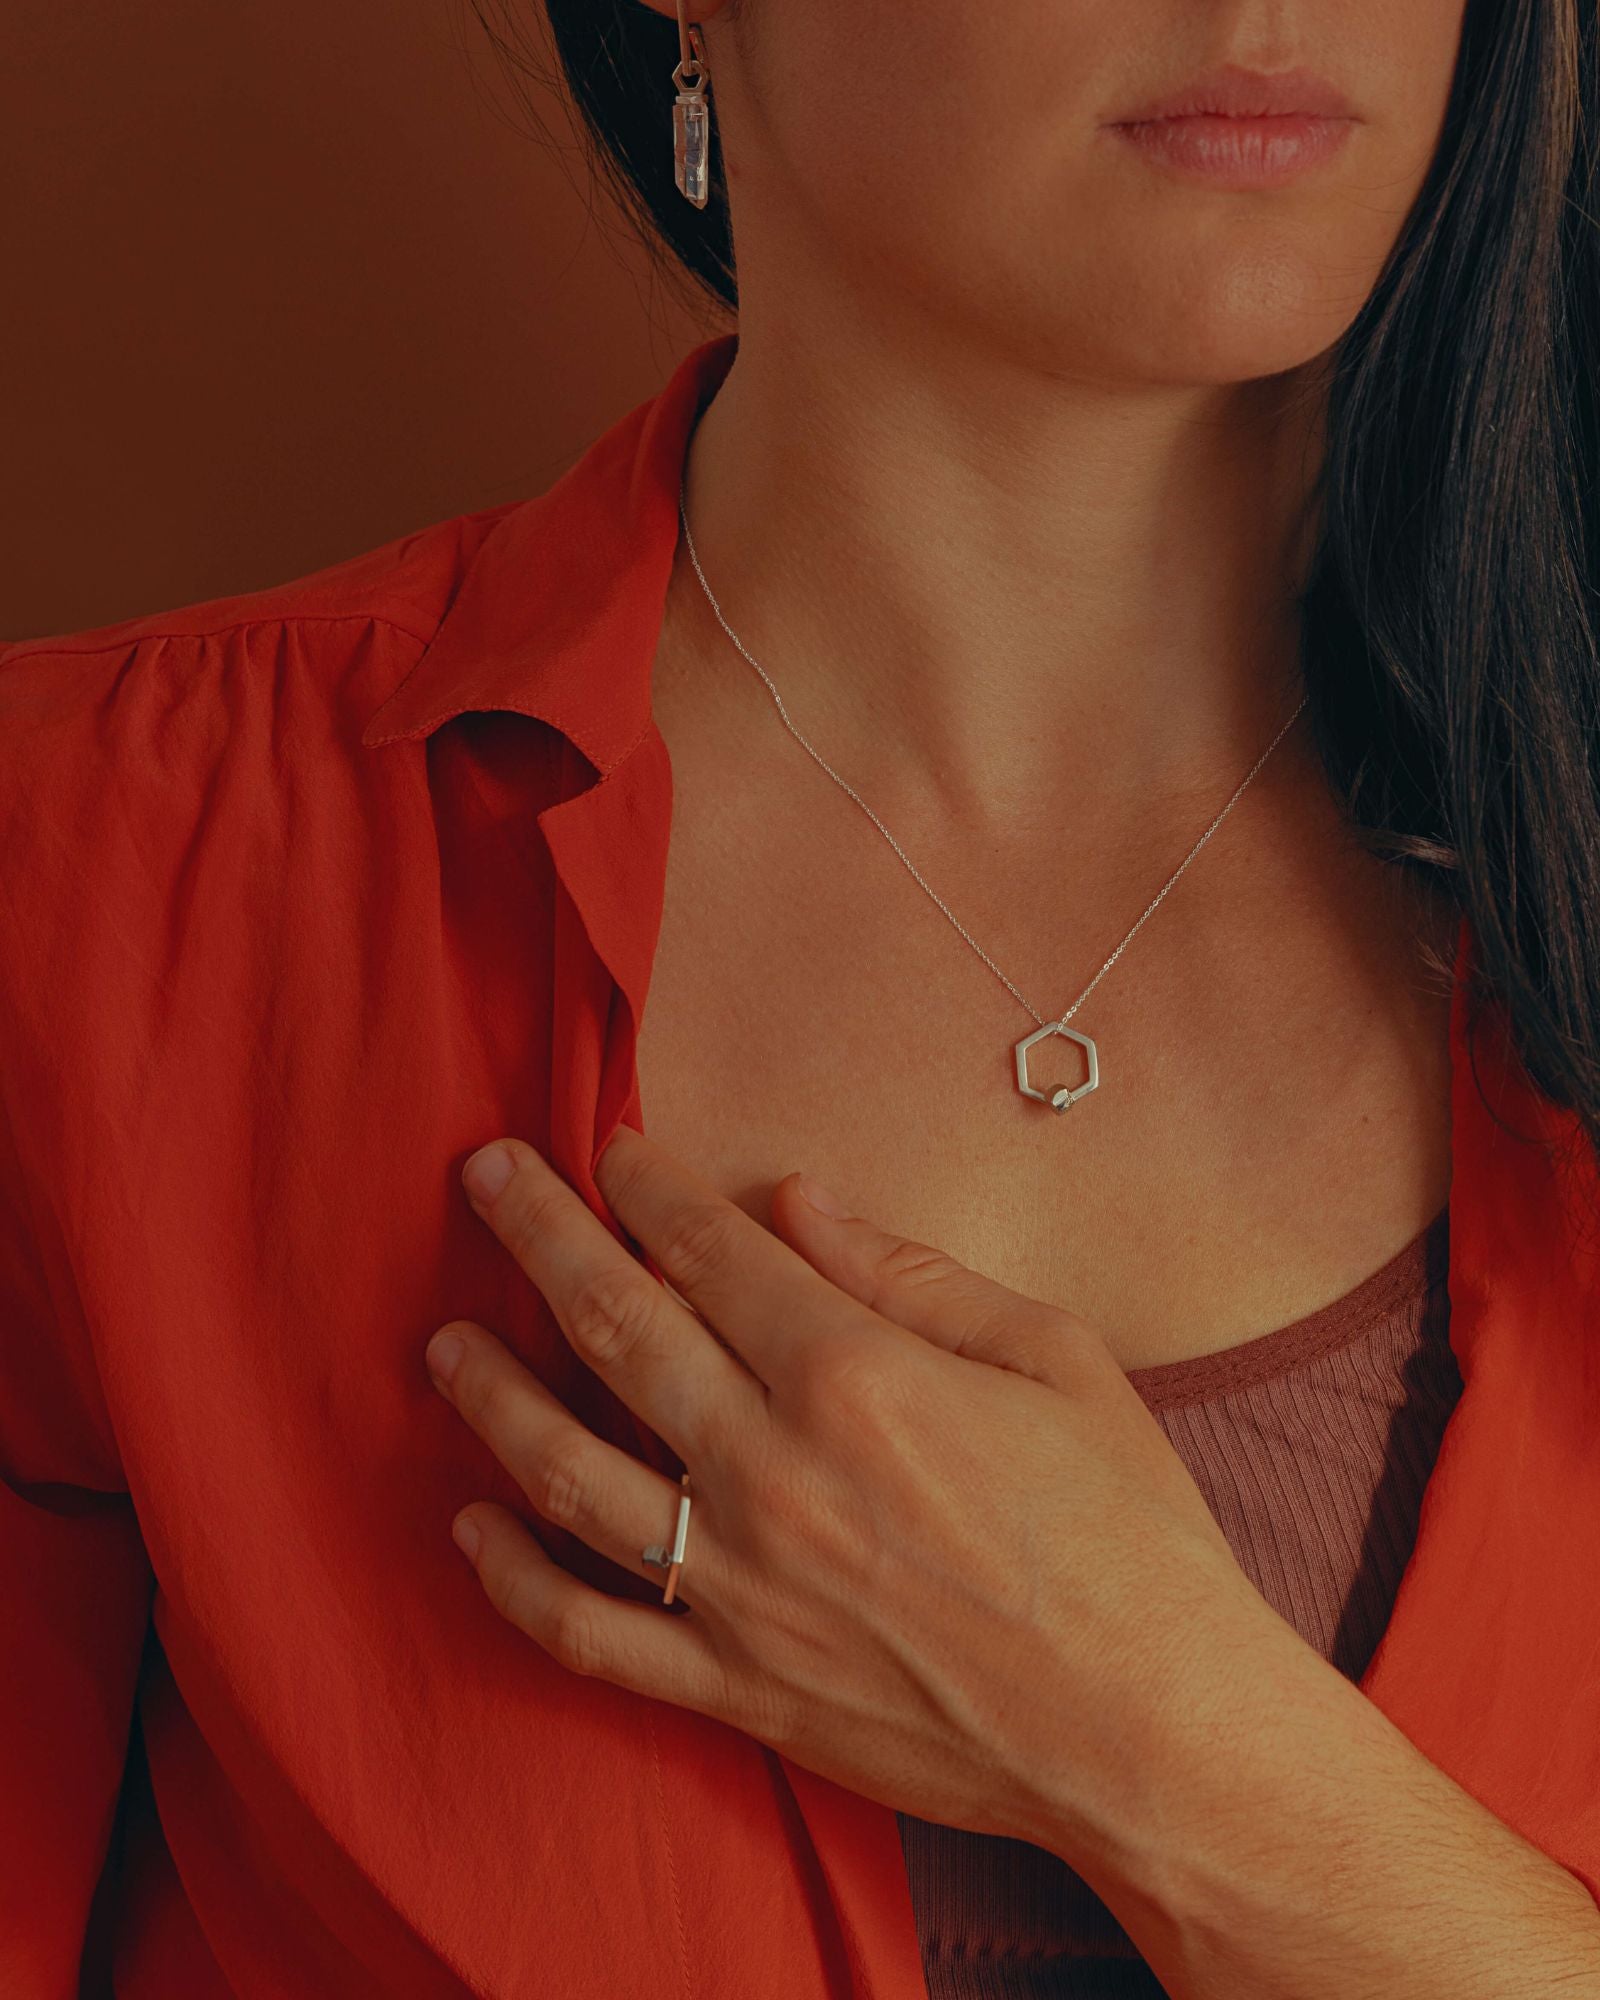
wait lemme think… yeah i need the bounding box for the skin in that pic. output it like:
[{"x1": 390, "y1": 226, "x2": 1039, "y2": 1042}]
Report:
[
  {"x1": 422, "y1": 1, "x2": 1600, "y2": 1990},
  {"x1": 427, "y1": 1130, "x2": 1600, "y2": 1996},
  {"x1": 643, "y1": 0, "x2": 1467, "y2": 817},
  {"x1": 630, "y1": 0, "x2": 1468, "y2": 1372}
]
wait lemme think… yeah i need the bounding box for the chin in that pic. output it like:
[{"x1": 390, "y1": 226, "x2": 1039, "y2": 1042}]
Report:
[{"x1": 1074, "y1": 242, "x2": 1368, "y2": 386}]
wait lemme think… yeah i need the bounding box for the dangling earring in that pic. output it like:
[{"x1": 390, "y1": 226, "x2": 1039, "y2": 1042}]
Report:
[{"x1": 672, "y1": 0, "x2": 712, "y2": 208}]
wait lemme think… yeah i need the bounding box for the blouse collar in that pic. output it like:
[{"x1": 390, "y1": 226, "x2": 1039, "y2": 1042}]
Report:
[{"x1": 358, "y1": 331, "x2": 739, "y2": 764}]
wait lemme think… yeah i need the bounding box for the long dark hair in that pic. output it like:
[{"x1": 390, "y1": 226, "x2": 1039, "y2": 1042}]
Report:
[{"x1": 471, "y1": 0, "x2": 1600, "y2": 1208}]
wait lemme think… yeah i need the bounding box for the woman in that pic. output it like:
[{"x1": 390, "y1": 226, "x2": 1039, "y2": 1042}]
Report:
[{"x1": 2, "y1": 0, "x2": 1597, "y2": 1992}]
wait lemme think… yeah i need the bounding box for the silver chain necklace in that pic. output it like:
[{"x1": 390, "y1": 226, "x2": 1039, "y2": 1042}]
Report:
[{"x1": 676, "y1": 470, "x2": 1308, "y2": 1116}]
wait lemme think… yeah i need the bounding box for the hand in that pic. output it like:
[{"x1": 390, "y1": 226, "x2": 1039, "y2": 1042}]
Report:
[{"x1": 424, "y1": 1124, "x2": 1287, "y2": 1868}]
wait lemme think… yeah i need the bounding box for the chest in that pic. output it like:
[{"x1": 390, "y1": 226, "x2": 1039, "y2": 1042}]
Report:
[{"x1": 630, "y1": 751, "x2": 1457, "y2": 1372}]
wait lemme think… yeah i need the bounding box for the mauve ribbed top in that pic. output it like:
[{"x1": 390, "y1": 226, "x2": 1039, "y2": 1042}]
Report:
[{"x1": 896, "y1": 1203, "x2": 1458, "y2": 1999}]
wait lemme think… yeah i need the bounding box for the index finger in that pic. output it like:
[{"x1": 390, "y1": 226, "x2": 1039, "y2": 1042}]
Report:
[{"x1": 460, "y1": 1136, "x2": 764, "y2": 1456}]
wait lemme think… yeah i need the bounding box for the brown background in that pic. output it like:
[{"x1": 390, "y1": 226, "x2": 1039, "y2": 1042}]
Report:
[{"x1": 3, "y1": 0, "x2": 726, "y2": 643}]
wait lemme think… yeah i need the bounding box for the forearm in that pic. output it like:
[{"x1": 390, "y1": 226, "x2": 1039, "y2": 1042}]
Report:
[{"x1": 1037, "y1": 1621, "x2": 1600, "y2": 2000}]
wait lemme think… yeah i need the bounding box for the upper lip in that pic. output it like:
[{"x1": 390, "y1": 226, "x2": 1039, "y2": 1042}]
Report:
[{"x1": 1109, "y1": 63, "x2": 1356, "y2": 123}]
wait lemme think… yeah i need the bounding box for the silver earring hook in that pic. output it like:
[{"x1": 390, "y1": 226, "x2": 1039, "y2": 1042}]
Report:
[{"x1": 674, "y1": 5, "x2": 708, "y2": 89}]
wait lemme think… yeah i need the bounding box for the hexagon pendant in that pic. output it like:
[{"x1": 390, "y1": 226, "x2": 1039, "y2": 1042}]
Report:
[{"x1": 1013, "y1": 1021, "x2": 1099, "y2": 1114}]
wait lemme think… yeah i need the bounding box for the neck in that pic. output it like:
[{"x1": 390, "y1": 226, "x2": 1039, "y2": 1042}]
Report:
[{"x1": 667, "y1": 318, "x2": 1329, "y2": 843}]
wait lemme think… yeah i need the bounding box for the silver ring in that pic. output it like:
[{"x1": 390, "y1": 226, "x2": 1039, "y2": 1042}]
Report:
[{"x1": 641, "y1": 1473, "x2": 692, "y2": 1605}]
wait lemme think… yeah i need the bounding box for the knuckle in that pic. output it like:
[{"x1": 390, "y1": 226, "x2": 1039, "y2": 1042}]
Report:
[
  {"x1": 657, "y1": 1200, "x2": 740, "y2": 1293},
  {"x1": 795, "y1": 1341, "x2": 900, "y2": 1428},
  {"x1": 952, "y1": 1293, "x2": 1029, "y2": 1358},
  {"x1": 550, "y1": 1601, "x2": 610, "y2": 1678},
  {"x1": 863, "y1": 1236, "x2": 962, "y2": 1309},
  {"x1": 566, "y1": 1266, "x2": 661, "y2": 1369},
  {"x1": 534, "y1": 1437, "x2": 591, "y2": 1529}
]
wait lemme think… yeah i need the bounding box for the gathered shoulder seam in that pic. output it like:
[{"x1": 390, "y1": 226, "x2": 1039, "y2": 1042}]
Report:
[{"x1": 0, "y1": 610, "x2": 437, "y2": 670}]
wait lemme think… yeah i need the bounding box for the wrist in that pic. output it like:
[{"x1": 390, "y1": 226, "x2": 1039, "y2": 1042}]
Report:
[{"x1": 1019, "y1": 1593, "x2": 1336, "y2": 1921}]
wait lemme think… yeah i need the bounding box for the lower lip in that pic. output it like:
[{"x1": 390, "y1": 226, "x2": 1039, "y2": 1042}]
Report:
[{"x1": 1107, "y1": 113, "x2": 1354, "y2": 188}]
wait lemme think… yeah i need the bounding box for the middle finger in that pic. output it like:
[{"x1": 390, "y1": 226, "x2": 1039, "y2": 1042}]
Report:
[{"x1": 429, "y1": 1322, "x2": 724, "y2": 1601}]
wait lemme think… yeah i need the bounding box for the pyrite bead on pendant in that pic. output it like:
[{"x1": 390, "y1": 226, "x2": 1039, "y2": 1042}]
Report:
[{"x1": 674, "y1": 88, "x2": 709, "y2": 208}]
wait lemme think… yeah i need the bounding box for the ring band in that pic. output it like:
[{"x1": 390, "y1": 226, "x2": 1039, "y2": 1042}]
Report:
[{"x1": 642, "y1": 1472, "x2": 692, "y2": 1604}]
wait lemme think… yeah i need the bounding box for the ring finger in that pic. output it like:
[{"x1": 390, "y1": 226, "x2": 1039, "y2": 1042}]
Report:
[{"x1": 427, "y1": 1320, "x2": 715, "y2": 1601}]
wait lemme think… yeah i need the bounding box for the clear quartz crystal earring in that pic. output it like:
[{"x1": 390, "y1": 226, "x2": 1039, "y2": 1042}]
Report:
[{"x1": 672, "y1": 1, "x2": 712, "y2": 207}]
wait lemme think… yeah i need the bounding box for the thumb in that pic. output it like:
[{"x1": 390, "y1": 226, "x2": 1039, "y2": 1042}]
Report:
[{"x1": 774, "y1": 1172, "x2": 1101, "y2": 1394}]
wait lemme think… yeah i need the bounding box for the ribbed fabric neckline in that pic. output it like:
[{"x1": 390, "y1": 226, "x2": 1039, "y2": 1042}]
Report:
[{"x1": 1124, "y1": 1204, "x2": 1451, "y2": 1411}]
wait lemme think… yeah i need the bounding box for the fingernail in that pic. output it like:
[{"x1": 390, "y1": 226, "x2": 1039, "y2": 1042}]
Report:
[
  {"x1": 426, "y1": 1330, "x2": 465, "y2": 1388},
  {"x1": 463, "y1": 1144, "x2": 514, "y2": 1203},
  {"x1": 797, "y1": 1173, "x2": 849, "y2": 1218},
  {"x1": 452, "y1": 1512, "x2": 481, "y2": 1562}
]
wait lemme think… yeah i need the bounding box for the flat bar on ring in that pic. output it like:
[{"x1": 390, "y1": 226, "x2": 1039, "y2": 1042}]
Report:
[{"x1": 668, "y1": 1492, "x2": 691, "y2": 1565}]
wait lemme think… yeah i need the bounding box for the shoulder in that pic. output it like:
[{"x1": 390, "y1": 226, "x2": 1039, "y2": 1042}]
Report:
[
  {"x1": 0, "y1": 500, "x2": 520, "y2": 1083},
  {"x1": 0, "y1": 500, "x2": 520, "y2": 940},
  {"x1": 0, "y1": 500, "x2": 516, "y2": 751}
]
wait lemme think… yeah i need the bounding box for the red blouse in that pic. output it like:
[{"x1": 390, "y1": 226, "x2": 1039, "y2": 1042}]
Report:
[{"x1": 1, "y1": 329, "x2": 1596, "y2": 1998}]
